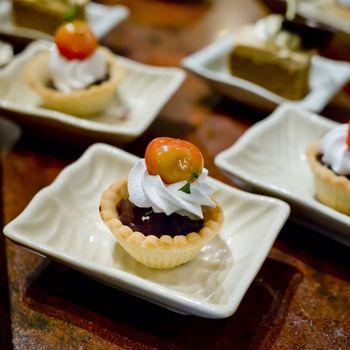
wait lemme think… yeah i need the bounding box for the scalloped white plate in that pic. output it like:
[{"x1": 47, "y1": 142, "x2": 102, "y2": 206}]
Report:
[
  {"x1": 182, "y1": 34, "x2": 350, "y2": 111},
  {"x1": 297, "y1": 1, "x2": 350, "y2": 35},
  {"x1": 3, "y1": 143, "x2": 290, "y2": 318},
  {"x1": 0, "y1": 40, "x2": 185, "y2": 143},
  {"x1": 215, "y1": 103, "x2": 350, "y2": 246},
  {"x1": 0, "y1": 40, "x2": 13, "y2": 67},
  {"x1": 0, "y1": 0, "x2": 129, "y2": 40}
]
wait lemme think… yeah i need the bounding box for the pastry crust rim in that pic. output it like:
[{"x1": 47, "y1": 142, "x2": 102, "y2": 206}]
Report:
[
  {"x1": 306, "y1": 140, "x2": 350, "y2": 191},
  {"x1": 99, "y1": 179, "x2": 224, "y2": 250}
]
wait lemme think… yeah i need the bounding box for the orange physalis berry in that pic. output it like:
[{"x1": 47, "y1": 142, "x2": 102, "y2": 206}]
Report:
[
  {"x1": 145, "y1": 137, "x2": 204, "y2": 188},
  {"x1": 55, "y1": 20, "x2": 97, "y2": 60}
]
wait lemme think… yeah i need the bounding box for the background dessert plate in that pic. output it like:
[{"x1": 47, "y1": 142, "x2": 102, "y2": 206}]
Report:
[
  {"x1": 0, "y1": 39, "x2": 13, "y2": 67},
  {"x1": 0, "y1": 40, "x2": 185, "y2": 144},
  {"x1": 182, "y1": 35, "x2": 350, "y2": 112},
  {"x1": 3, "y1": 143, "x2": 290, "y2": 319},
  {"x1": 0, "y1": 0, "x2": 129, "y2": 40},
  {"x1": 215, "y1": 103, "x2": 350, "y2": 246},
  {"x1": 297, "y1": 1, "x2": 350, "y2": 35}
]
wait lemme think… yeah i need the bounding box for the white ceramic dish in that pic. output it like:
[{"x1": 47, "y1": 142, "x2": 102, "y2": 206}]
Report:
[
  {"x1": 0, "y1": 40, "x2": 13, "y2": 67},
  {"x1": 215, "y1": 103, "x2": 350, "y2": 246},
  {"x1": 182, "y1": 34, "x2": 350, "y2": 112},
  {"x1": 297, "y1": 1, "x2": 350, "y2": 35},
  {"x1": 3, "y1": 143, "x2": 290, "y2": 318},
  {"x1": 0, "y1": 40, "x2": 185, "y2": 143},
  {"x1": 0, "y1": 0, "x2": 129, "y2": 40}
]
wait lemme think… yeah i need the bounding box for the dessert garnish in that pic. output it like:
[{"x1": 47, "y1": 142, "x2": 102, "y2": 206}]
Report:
[
  {"x1": 49, "y1": 20, "x2": 107, "y2": 93},
  {"x1": 128, "y1": 137, "x2": 216, "y2": 219},
  {"x1": 55, "y1": 20, "x2": 97, "y2": 60},
  {"x1": 252, "y1": 14, "x2": 302, "y2": 51},
  {"x1": 144, "y1": 137, "x2": 204, "y2": 193},
  {"x1": 100, "y1": 137, "x2": 223, "y2": 268}
]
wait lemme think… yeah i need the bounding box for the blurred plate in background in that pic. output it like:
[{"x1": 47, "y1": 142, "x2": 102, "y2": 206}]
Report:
[
  {"x1": 0, "y1": 40, "x2": 185, "y2": 144},
  {"x1": 182, "y1": 34, "x2": 350, "y2": 112},
  {"x1": 0, "y1": 0, "x2": 129, "y2": 40}
]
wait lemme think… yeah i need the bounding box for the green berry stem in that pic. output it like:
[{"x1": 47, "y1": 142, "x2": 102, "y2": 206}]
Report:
[
  {"x1": 179, "y1": 171, "x2": 199, "y2": 194},
  {"x1": 64, "y1": 5, "x2": 77, "y2": 21}
]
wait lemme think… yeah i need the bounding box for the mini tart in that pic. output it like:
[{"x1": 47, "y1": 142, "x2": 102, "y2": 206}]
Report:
[
  {"x1": 99, "y1": 179, "x2": 224, "y2": 269},
  {"x1": 25, "y1": 47, "x2": 124, "y2": 118},
  {"x1": 306, "y1": 140, "x2": 350, "y2": 215}
]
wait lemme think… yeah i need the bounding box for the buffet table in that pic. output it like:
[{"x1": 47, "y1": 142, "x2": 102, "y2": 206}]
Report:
[{"x1": 1, "y1": 0, "x2": 349, "y2": 349}]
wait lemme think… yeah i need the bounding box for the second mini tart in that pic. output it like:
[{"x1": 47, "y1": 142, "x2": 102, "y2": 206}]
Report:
[
  {"x1": 25, "y1": 47, "x2": 123, "y2": 117},
  {"x1": 100, "y1": 179, "x2": 223, "y2": 269},
  {"x1": 25, "y1": 20, "x2": 124, "y2": 117},
  {"x1": 306, "y1": 140, "x2": 350, "y2": 215}
]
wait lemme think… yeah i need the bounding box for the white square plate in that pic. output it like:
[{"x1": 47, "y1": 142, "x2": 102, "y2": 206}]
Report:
[
  {"x1": 215, "y1": 103, "x2": 350, "y2": 246},
  {"x1": 0, "y1": 0, "x2": 129, "y2": 40},
  {"x1": 182, "y1": 34, "x2": 350, "y2": 112},
  {"x1": 0, "y1": 40, "x2": 185, "y2": 143},
  {"x1": 3, "y1": 143, "x2": 290, "y2": 319},
  {"x1": 297, "y1": 1, "x2": 350, "y2": 35}
]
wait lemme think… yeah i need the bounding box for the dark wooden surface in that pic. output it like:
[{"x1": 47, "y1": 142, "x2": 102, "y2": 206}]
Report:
[{"x1": 1, "y1": 0, "x2": 350, "y2": 349}]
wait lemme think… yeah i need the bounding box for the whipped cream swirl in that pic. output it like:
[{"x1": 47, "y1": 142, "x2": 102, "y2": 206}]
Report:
[
  {"x1": 253, "y1": 15, "x2": 301, "y2": 50},
  {"x1": 320, "y1": 123, "x2": 350, "y2": 175},
  {"x1": 128, "y1": 160, "x2": 216, "y2": 219},
  {"x1": 48, "y1": 48, "x2": 108, "y2": 93}
]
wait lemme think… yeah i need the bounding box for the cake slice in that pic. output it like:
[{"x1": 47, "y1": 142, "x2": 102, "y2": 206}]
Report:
[
  {"x1": 12, "y1": 0, "x2": 88, "y2": 34},
  {"x1": 229, "y1": 15, "x2": 313, "y2": 100}
]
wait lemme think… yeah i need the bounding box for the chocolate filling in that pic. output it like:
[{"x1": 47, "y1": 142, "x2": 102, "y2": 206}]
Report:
[
  {"x1": 47, "y1": 73, "x2": 110, "y2": 90},
  {"x1": 282, "y1": 17, "x2": 334, "y2": 50},
  {"x1": 117, "y1": 199, "x2": 204, "y2": 238},
  {"x1": 317, "y1": 153, "x2": 350, "y2": 180}
]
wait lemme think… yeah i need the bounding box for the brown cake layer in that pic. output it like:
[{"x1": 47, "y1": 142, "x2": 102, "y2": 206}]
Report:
[
  {"x1": 117, "y1": 199, "x2": 204, "y2": 238},
  {"x1": 229, "y1": 45, "x2": 310, "y2": 100},
  {"x1": 12, "y1": 0, "x2": 87, "y2": 35}
]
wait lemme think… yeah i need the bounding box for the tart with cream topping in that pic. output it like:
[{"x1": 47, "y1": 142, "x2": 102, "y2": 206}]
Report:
[
  {"x1": 25, "y1": 20, "x2": 123, "y2": 117},
  {"x1": 100, "y1": 137, "x2": 223, "y2": 269},
  {"x1": 306, "y1": 122, "x2": 350, "y2": 214}
]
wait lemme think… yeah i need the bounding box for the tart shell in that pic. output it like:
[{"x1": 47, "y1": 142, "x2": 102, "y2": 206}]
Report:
[
  {"x1": 306, "y1": 140, "x2": 350, "y2": 215},
  {"x1": 99, "y1": 179, "x2": 224, "y2": 269},
  {"x1": 25, "y1": 47, "x2": 124, "y2": 117}
]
